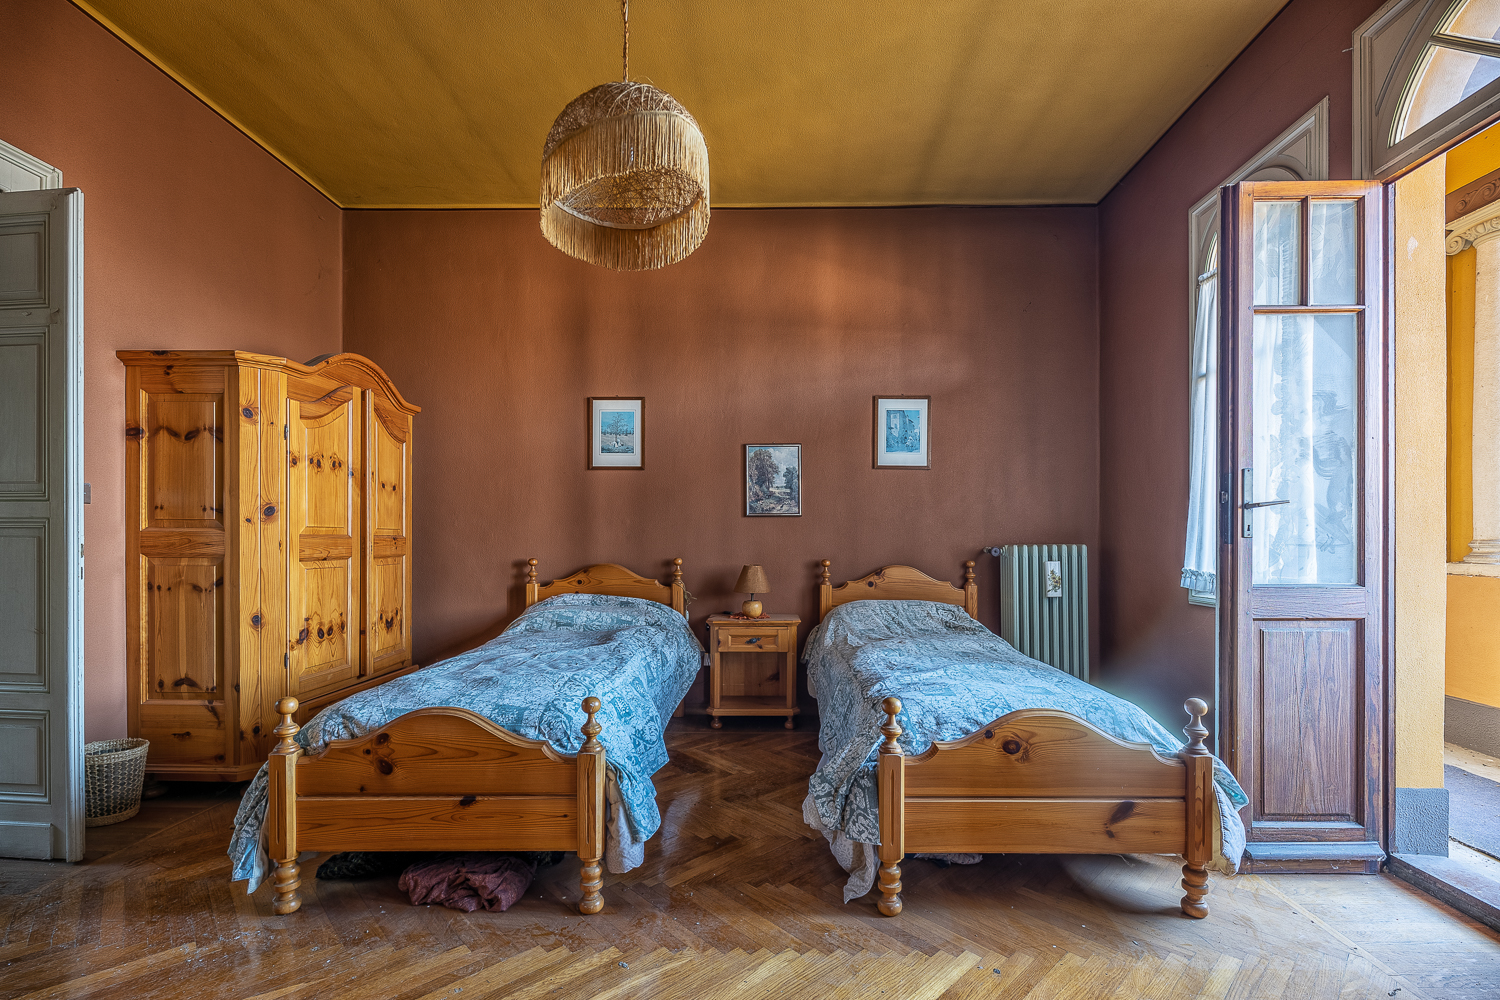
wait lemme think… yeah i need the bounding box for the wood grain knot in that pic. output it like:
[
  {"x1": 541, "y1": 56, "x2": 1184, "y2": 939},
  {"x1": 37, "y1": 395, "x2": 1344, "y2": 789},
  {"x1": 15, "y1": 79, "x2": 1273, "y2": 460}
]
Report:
[
  {"x1": 1105, "y1": 800, "x2": 1136, "y2": 835},
  {"x1": 377, "y1": 758, "x2": 393, "y2": 775},
  {"x1": 1001, "y1": 739, "x2": 1022, "y2": 755},
  {"x1": 459, "y1": 795, "x2": 476, "y2": 808},
  {"x1": 124, "y1": 426, "x2": 143, "y2": 439},
  {"x1": 375, "y1": 733, "x2": 390, "y2": 745},
  {"x1": 241, "y1": 406, "x2": 256, "y2": 420},
  {"x1": 171, "y1": 732, "x2": 191, "y2": 740},
  {"x1": 250, "y1": 613, "x2": 262, "y2": 629},
  {"x1": 261, "y1": 504, "x2": 277, "y2": 519},
  {"x1": 984, "y1": 729, "x2": 994, "y2": 739}
]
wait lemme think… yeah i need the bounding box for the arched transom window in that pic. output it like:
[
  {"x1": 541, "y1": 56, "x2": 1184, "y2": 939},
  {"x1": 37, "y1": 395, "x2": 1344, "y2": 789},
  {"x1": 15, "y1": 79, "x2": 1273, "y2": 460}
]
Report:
[{"x1": 1358, "y1": 0, "x2": 1500, "y2": 177}]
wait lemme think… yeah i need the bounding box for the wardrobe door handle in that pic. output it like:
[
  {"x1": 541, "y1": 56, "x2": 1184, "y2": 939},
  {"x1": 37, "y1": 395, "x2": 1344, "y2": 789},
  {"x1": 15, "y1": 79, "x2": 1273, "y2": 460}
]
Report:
[{"x1": 1242, "y1": 499, "x2": 1291, "y2": 509}]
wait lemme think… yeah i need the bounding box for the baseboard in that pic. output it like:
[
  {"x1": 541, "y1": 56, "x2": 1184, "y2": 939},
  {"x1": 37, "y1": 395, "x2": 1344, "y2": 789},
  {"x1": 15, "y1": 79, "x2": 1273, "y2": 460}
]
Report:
[
  {"x1": 1241, "y1": 841, "x2": 1385, "y2": 874},
  {"x1": 1388, "y1": 853, "x2": 1500, "y2": 933},
  {"x1": 1447, "y1": 696, "x2": 1500, "y2": 759}
]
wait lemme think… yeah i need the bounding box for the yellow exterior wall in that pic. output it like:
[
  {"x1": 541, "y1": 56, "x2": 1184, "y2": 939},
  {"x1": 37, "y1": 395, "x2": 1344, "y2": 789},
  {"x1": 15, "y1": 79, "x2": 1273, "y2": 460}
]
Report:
[
  {"x1": 1445, "y1": 137, "x2": 1500, "y2": 711},
  {"x1": 1447, "y1": 122, "x2": 1500, "y2": 192},
  {"x1": 1448, "y1": 575, "x2": 1500, "y2": 707},
  {"x1": 1450, "y1": 248, "x2": 1475, "y2": 564},
  {"x1": 1395, "y1": 155, "x2": 1449, "y2": 790}
]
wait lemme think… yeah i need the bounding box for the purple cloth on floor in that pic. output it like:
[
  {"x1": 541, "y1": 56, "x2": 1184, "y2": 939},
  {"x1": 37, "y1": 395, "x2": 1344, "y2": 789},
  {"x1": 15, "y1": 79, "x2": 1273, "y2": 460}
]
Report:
[{"x1": 397, "y1": 854, "x2": 535, "y2": 912}]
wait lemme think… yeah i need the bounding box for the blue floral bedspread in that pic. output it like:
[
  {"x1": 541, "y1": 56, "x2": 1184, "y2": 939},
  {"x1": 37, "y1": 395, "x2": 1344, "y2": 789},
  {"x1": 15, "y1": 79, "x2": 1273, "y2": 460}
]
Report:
[
  {"x1": 229, "y1": 594, "x2": 702, "y2": 892},
  {"x1": 803, "y1": 600, "x2": 1247, "y2": 874}
]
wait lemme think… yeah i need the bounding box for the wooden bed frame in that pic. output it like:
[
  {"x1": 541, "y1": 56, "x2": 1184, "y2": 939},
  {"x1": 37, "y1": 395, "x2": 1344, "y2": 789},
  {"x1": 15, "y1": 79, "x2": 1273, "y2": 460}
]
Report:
[
  {"x1": 816, "y1": 559, "x2": 1217, "y2": 920},
  {"x1": 266, "y1": 558, "x2": 687, "y2": 916}
]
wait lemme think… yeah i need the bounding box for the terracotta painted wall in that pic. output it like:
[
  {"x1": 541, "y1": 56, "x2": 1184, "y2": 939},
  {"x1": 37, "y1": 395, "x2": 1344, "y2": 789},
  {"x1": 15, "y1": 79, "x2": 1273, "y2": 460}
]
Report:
[
  {"x1": 0, "y1": 0, "x2": 342, "y2": 740},
  {"x1": 1096, "y1": 0, "x2": 1383, "y2": 728},
  {"x1": 342, "y1": 207, "x2": 1101, "y2": 705}
]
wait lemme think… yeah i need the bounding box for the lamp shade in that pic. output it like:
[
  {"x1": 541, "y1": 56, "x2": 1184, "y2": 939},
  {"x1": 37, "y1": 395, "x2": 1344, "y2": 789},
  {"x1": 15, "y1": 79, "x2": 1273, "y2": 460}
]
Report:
[
  {"x1": 539, "y1": 81, "x2": 710, "y2": 271},
  {"x1": 734, "y1": 564, "x2": 770, "y2": 595}
]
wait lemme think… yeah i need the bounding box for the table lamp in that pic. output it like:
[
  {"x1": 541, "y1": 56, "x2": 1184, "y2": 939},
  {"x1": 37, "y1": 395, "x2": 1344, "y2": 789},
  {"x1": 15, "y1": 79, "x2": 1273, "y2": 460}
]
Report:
[{"x1": 734, "y1": 564, "x2": 770, "y2": 618}]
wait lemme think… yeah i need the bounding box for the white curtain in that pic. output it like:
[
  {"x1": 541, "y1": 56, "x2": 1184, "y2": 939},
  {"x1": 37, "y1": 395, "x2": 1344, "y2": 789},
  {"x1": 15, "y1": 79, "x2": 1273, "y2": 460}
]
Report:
[{"x1": 1182, "y1": 259, "x2": 1218, "y2": 595}]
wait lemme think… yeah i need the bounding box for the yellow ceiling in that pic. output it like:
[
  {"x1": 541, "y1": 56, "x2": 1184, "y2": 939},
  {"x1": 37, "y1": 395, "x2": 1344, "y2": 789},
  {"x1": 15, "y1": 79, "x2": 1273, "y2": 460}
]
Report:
[{"x1": 76, "y1": 0, "x2": 1289, "y2": 208}]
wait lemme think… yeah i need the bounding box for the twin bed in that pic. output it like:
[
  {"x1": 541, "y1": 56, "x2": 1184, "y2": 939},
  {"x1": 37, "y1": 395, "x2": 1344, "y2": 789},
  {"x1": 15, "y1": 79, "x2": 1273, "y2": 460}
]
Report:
[{"x1": 230, "y1": 556, "x2": 1245, "y2": 921}]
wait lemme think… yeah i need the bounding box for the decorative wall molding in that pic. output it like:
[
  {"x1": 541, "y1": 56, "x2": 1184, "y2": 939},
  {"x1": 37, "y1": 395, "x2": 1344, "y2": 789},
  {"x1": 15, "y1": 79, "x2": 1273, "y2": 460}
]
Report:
[
  {"x1": 0, "y1": 139, "x2": 62, "y2": 192},
  {"x1": 1447, "y1": 164, "x2": 1500, "y2": 222},
  {"x1": 1447, "y1": 199, "x2": 1500, "y2": 255}
]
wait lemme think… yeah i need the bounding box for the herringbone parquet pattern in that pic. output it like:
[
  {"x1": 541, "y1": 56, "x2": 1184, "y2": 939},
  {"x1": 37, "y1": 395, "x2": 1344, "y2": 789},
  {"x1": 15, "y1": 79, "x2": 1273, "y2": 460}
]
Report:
[{"x1": 2, "y1": 724, "x2": 1498, "y2": 999}]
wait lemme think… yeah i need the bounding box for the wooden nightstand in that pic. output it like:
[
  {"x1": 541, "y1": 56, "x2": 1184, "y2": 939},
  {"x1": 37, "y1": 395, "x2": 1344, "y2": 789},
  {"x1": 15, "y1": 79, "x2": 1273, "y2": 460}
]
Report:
[{"x1": 706, "y1": 614, "x2": 801, "y2": 729}]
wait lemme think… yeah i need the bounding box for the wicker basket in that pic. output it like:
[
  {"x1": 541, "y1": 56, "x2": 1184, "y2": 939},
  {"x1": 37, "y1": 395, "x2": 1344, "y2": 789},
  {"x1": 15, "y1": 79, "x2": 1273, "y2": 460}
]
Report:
[{"x1": 84, "y1": 738, "x2": 150, "y2": 827}]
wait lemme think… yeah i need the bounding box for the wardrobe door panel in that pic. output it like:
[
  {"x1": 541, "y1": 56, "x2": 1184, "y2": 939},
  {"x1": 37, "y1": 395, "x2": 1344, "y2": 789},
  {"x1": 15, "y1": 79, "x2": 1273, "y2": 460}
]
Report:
[
  {"x1": 287, "y1": 384, "x2": 361, "y2": 699},
  {"x1": 366, "y1": 397, "x2": 411, "y2": 674}
]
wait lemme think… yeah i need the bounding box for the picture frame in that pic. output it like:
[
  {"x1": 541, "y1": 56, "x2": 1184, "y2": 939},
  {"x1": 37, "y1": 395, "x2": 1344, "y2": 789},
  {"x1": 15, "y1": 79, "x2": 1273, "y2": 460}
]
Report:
[
  {"x1": 873, "y1": 395, "x2": 930, "y2": 469},
  {"x1": 744, "y1": 444, "x2": 801, "y2": 516},
  {"x1": 587, "y1": 397, "x2": 644, "y2": 469}
]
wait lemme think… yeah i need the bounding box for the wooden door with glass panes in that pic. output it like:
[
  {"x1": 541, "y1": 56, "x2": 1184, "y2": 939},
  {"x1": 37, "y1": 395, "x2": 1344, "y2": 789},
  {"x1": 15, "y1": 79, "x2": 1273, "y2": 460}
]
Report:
[
  {"x1": 1218, "y1": 180, "x2": 1387, "y2": 872},
  {"x1": 286, "y1": 382, "x2": 362, "y2": 700}
]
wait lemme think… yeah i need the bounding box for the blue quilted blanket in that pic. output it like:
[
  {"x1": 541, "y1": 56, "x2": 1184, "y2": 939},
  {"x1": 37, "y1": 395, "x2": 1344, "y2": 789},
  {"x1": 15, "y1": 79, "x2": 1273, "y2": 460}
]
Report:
[
  {"x1": 229, "y1": 593, "x2": 702, "y2": 892},
  {"x1": 803, "y1": 600, "x2": 1247, "y2": 876}
]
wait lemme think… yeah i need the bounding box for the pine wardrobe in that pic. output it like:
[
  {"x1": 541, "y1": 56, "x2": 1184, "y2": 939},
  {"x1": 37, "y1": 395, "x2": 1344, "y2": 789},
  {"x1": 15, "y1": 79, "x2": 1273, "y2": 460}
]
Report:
[{"x1": 118, "y1": 351, "x2": 419, "y2": 781}]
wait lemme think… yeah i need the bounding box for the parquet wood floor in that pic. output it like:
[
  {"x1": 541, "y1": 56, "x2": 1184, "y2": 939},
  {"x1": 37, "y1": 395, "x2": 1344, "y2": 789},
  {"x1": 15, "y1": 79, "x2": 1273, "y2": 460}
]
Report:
[{"x1": 3, "y1": 723, "x2": 1498, "y2": 999}]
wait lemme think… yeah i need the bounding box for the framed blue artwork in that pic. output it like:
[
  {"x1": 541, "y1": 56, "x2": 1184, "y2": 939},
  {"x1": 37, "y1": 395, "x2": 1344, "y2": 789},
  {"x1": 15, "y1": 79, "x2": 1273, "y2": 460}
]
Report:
[
  {"x1": 588, "y1": 397, "x2": 644, "y2": 469},
  {"x1": 873, "y1": 395, "x2": 930, "y2": 469}
]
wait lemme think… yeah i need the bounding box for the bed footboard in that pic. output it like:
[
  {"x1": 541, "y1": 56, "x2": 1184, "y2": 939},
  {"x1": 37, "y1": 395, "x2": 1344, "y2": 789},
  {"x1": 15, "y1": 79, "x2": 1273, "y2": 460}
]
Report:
[
  {"x1": 876, "y1": 697, "x2": 1216, "y2": 919},
  {"x1": 266, "y1": 696, "x2": 608, "y2": 915}
]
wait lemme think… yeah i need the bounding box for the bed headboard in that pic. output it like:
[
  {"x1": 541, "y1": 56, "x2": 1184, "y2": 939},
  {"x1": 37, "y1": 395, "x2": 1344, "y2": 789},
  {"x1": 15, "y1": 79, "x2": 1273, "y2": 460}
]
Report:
[
  {"x1": 817, "y1": 560, "x2": 978, "y2": 622},
  {"x1": 524, "y1": 559, "x2": 687, "y2": 617}
]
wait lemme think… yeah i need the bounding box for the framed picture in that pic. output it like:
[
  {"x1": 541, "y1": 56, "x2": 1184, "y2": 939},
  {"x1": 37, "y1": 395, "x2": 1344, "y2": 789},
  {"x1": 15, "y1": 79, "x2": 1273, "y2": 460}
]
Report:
[
  {"x1": 873, "y1": 395, "x2": 930, "y2": 469},
  {"x1": 745, "y1": 444, "x2": 801, "y2": 516},
  {"x1": 587, "y1": 397, "x2": 644, "y2": 469}
]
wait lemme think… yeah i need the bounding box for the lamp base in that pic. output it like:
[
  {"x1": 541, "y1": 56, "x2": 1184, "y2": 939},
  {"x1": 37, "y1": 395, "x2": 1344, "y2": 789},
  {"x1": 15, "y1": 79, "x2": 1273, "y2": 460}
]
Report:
[{"x1": 740, "y1": 600, "x2": 763, "y2": 618}]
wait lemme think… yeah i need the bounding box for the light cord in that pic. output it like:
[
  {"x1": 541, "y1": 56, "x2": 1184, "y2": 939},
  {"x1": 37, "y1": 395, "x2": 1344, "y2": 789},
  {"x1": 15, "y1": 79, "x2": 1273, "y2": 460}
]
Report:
[{"x1": 622, "y1": 0, "x2": 629, "y2": 81}]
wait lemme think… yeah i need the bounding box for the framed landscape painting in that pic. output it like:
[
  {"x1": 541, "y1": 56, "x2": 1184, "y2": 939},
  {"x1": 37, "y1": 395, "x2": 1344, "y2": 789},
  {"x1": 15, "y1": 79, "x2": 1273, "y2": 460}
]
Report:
[
  {"x1": 745, "y1": 444, "x2": 801, "y2": 516},
  {"x1": 588, "y1": 397, "x2": 644, "y2": 469},
  {"x1": 873, "y1": 395, "x2": 930, "y2": 469}
]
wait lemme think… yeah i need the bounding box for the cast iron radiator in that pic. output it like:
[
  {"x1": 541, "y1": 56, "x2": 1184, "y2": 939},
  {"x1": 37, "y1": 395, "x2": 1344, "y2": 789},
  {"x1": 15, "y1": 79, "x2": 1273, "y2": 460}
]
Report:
[{"x1": 996, "y1": 544, "x2": 1089, "y2": 682}]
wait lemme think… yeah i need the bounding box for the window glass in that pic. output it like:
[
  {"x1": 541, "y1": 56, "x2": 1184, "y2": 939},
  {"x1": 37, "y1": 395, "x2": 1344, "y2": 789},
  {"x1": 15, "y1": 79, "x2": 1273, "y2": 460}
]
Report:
[
  {"x1": 1443, "y1": 0, "x2": 1500, "y2": 42},
  {"x1": 1253, "y1": 201, "x2": 1300, "y2": 305},
  {"x1": 1309, "y1": 200, "x2": 1358, "y2": 306},
  {"x1": 1399, "y1": 43, "x2": 1500, "y2": 140},
  {"x1": 1251, "y1": 314, "x2": 1360, "y2": 585}
]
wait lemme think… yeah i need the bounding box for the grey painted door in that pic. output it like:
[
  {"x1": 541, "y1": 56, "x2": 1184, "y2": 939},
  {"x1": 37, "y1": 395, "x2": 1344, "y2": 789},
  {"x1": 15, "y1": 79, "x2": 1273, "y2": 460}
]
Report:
[{"x1": 0, "y1": 189, "x2": 84, "y2": 860}]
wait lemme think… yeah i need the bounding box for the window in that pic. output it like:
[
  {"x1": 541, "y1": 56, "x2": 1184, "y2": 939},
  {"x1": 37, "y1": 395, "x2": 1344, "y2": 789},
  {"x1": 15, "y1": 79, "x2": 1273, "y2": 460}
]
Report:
[
  {"x1": 1357, "y1": 0, "x2": 1500, "y2": 178},
  {"x1": 1183, "y1": 236, "x2": 1219, "y2": 604},
  {"x1": 1181, "y1": 101, "x2": 1328, "y2": 606}
]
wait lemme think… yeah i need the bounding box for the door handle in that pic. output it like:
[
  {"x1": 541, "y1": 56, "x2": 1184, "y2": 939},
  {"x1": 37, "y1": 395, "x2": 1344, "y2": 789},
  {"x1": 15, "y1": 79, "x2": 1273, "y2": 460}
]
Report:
[{"x1": 1240, "y1": 469, "x2": 1289, "y2": 538}]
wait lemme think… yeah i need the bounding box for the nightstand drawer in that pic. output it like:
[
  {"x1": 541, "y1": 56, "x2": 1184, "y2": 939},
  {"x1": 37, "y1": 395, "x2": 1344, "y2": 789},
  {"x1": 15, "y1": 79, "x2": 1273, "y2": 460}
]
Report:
[{"x1": 717, "y1": 628, "x2": 787, "y2": 652}]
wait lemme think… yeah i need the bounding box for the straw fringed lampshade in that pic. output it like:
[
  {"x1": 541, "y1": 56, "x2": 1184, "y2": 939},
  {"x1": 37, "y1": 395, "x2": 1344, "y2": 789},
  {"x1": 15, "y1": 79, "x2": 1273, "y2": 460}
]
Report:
[{"x1": 539, "y1": 81, "x2": 710, "y2": 271}]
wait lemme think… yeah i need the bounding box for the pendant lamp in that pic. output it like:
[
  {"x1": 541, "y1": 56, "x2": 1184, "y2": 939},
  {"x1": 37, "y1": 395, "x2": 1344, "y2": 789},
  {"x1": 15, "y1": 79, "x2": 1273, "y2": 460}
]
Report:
[{"x1": 540, "y1": 0, "x2": 710, "y2": 271}]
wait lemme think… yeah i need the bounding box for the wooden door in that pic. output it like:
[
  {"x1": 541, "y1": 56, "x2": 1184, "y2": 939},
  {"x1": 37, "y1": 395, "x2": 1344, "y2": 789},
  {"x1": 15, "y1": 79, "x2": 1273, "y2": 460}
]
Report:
[
  {"x1": 286, "y1": 383, "x2": 362, "y2": 700},
  {"x1": 365, "y1": 395, "x2": 412, "y2": 675},
  {"x1": 1219, "y1": 181, "x2": 1387, "y2": 872},
  {"x1": 0, "y1": 189, "x2": 83, "y2": 860}
]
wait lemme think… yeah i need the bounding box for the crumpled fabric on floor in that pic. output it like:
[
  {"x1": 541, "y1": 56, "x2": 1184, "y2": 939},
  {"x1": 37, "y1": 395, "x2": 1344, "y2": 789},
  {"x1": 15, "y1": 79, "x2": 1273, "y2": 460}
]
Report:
[{"x1": 397, "y1": 853, "x2": 537, "y2": 912}]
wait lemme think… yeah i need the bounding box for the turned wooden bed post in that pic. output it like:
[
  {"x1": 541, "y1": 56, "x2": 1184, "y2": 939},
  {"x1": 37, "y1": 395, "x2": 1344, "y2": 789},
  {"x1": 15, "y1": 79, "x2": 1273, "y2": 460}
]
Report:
[
  {"x1": 877, "y1": 696, "x2": 905, "y2": 917},
  {"x1": 818, "y1": 560, "x2": 833, "y2": 620},
  {"x1": 961, "y1": 561, "x2": 978, "y2": 619},
  {"x1": 268, "y1": 697, "x2": 303, "y2": 915},
  {"x1": 1179, "y1": 697, "x2": 1214, "y2": 919},
  {"x1": 524, "y1": 558, "x2": 541, "y2": 608},
  {"x1": 577, "y1": 696, "x2": 607, "y2": 915},
  {"x1": 668, "y1": 558, "x2": 685, "y2": 615}
]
